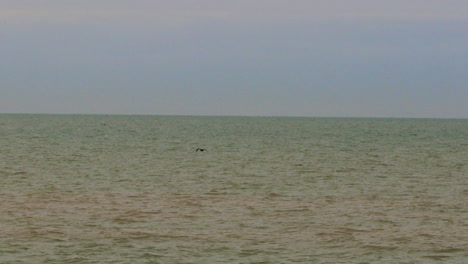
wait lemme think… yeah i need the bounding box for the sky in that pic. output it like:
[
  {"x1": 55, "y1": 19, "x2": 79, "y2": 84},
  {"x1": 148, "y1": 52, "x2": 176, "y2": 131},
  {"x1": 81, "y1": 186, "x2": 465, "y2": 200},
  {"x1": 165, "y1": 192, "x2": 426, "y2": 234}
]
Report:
[{"x1": 1, "y1": 0, "x2": 467, "y2": 118}]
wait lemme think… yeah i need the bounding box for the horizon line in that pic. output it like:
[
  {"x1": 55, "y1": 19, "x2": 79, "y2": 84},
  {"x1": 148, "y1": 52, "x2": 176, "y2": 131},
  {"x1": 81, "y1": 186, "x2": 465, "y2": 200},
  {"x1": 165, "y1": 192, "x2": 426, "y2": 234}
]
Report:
[{"x1": 1, "y1": 112, "x2": 466, "y2": 120}]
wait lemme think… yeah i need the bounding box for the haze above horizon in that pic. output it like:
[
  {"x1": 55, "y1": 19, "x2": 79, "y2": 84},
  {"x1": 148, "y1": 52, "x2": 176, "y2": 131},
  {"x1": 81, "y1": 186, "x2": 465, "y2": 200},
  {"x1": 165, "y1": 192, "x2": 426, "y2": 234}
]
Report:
[{"x1": 1, "y1": 0, "x2": 467, "y2": 118}]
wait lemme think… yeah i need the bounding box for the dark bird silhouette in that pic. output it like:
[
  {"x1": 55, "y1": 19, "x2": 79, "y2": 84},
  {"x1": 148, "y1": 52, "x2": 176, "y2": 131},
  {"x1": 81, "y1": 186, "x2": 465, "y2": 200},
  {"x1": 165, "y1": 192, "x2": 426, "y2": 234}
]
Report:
[{"x1": 196, "y1": 148, "x2": 206, "y2": 152}]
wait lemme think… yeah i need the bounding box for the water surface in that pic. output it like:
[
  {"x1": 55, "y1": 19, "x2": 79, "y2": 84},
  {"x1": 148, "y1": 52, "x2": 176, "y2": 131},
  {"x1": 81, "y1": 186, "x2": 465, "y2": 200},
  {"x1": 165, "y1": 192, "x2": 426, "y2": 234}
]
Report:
[{"x1": 1, "y1": 114, "x2": 467, "y2": 263}]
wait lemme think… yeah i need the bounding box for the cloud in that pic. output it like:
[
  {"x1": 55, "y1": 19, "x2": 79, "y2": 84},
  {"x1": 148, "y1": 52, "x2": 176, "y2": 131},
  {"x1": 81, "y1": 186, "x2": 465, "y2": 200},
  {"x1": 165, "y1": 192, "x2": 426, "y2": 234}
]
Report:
[
  {"x1": 1, "y1": 1, "x2": 467, "y2": 117},
  {"x1": 1, "y1": 0, "x2": 467, "y2": 26}
]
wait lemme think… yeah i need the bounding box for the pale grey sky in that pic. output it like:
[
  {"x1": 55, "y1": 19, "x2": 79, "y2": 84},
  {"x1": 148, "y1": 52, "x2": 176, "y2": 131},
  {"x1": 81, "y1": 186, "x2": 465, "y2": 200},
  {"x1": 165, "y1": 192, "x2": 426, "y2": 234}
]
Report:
[{"x1": 1, "y1": 1, "x2": 467, "y2": 117}]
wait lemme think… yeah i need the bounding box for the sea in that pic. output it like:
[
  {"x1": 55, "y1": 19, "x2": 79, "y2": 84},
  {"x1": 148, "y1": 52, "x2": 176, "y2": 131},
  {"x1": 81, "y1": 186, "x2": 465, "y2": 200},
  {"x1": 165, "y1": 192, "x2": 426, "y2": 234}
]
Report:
[{"x1": 0, "y1": 114, "x2": 466, "y2": 264}]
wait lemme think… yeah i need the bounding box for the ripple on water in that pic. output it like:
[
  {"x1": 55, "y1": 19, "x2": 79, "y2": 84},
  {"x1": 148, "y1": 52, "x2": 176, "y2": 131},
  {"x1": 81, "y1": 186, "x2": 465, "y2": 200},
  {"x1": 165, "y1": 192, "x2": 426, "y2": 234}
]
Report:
[{"x1": 1, "y1": 115, "x2": 467, "y2": 263}]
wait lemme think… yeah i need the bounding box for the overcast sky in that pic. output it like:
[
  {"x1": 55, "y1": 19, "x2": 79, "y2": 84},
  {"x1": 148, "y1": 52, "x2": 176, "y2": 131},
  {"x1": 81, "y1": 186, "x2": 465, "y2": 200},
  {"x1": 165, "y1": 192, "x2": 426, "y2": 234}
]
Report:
[{"x1": 1, "y1": 1, "x2": 467, "y2": 118}]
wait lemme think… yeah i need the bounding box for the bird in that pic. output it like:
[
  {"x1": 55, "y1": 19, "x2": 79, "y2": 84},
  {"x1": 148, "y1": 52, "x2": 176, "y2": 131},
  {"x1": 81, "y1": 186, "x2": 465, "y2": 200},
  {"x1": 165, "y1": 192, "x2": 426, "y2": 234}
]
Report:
[{"x1": 196, "y1": 148, "x2": 206, "y2": 152}]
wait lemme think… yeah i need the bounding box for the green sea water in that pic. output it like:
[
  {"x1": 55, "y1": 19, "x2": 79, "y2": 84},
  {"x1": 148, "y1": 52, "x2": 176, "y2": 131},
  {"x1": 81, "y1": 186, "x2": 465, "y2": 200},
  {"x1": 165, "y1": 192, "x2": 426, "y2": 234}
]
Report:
[{"x1": 0, "y1": 114, "x2": 467, "y2": 263}]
